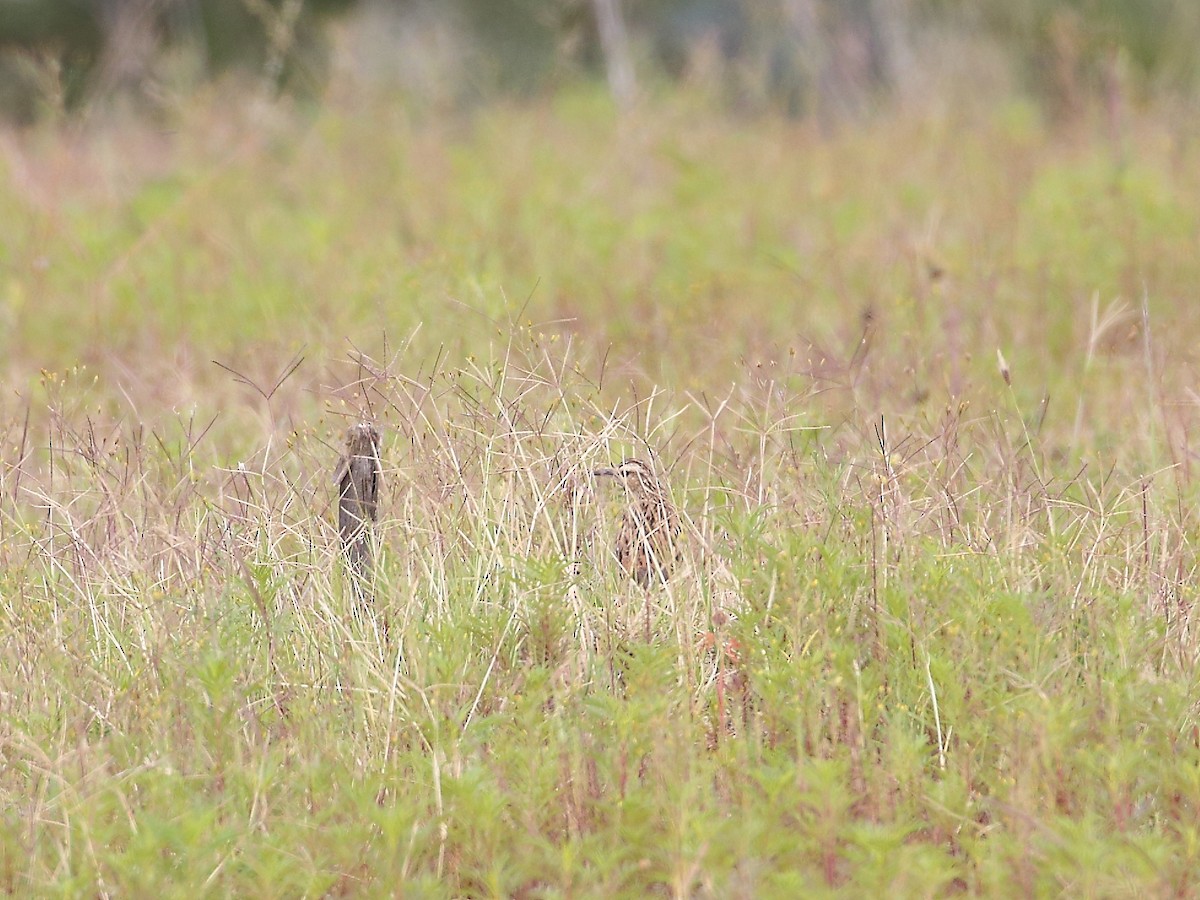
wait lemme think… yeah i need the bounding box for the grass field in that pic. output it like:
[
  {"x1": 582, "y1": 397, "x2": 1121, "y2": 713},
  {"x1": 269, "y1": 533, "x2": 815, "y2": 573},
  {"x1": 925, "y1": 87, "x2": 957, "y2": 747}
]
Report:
[{"x1": 3, "y1": 86, "x2": 1200, "y2": 895}]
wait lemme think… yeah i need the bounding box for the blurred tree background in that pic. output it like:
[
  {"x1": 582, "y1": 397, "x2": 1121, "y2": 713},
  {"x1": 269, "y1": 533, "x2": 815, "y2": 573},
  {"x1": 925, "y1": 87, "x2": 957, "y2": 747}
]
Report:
[{"x1": 0, "y1": 0, "x2": 1197, "y2": 122}]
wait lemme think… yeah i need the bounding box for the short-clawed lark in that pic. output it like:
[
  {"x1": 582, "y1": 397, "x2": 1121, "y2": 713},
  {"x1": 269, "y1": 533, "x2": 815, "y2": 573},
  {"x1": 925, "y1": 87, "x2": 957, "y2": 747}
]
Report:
[
  {"x1": 334, "y1": 422, "x2": 382, "y2": 599},
  {"x1": 593, "y1": 458, "x2": 682, "y2": 589}
]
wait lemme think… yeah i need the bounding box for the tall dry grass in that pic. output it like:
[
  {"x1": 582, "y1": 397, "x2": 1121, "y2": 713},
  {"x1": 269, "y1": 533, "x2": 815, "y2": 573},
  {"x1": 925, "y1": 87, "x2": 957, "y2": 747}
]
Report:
[{"x1": 2, "y1": 86, "x2": 1200, "y2": 892}]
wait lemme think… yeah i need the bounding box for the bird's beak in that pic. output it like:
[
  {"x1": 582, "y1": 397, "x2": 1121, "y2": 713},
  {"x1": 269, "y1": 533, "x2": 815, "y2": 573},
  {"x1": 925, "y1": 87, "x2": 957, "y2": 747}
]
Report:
[{"x1": 593, "y1": 466, "x2": 617, "y2": 478}]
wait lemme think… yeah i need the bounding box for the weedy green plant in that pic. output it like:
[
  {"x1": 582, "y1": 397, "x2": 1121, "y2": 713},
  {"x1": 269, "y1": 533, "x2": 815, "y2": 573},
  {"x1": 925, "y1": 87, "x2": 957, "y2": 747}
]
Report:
[{"x1": 3, "y1": 85, "x2": 1200, "y2": 895}]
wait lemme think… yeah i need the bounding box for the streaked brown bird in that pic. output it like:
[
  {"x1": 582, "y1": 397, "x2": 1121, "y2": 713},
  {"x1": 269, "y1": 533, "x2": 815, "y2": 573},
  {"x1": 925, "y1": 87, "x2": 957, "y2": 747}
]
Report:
[
  {"x1": 593, "y1": 458, "x2": 682, "y2": 589},
  {"x1": 334, "y1": 422, "x2": 382, "y2": 596}
]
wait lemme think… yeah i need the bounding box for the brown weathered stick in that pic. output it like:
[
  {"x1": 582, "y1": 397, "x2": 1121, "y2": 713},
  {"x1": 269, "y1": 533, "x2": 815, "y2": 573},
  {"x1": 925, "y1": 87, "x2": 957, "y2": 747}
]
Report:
[{"x1": 334, "y1": 422, "x2": 381, "y2": 602}]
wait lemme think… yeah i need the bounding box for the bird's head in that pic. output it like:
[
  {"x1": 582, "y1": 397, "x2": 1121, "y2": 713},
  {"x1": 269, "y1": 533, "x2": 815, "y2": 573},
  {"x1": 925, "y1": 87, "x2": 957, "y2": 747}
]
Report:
[{"x1": 593, "y1": 458, "x2": 658, "y2": 495}]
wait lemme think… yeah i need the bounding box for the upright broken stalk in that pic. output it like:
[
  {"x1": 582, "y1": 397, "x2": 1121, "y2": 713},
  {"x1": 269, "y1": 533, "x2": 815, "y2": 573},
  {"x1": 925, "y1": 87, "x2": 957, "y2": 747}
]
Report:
[
  {"x1": 335, "y1": 422, "x2": 382, "y2": 604},
  {"x1": 592, "y1": 0, "x2": 636, "y2": 109}
]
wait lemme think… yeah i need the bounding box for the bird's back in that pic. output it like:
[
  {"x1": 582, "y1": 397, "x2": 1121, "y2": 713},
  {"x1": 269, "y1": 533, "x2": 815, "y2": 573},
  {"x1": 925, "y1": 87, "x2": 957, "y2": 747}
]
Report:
[{"x1": 616, "y1": 491, "x2": 681, "y2": 587}]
